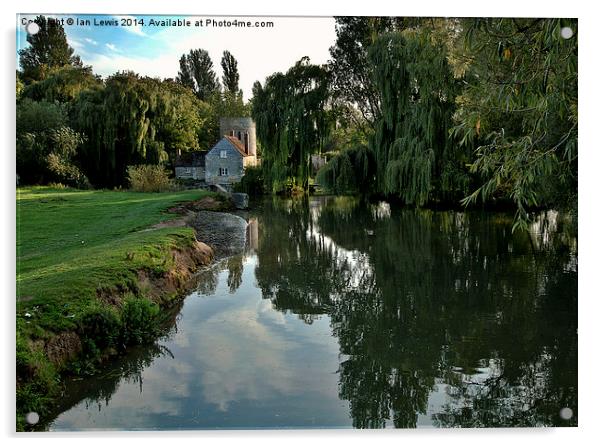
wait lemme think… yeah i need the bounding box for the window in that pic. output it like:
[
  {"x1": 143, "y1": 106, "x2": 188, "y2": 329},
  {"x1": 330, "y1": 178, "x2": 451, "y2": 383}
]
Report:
[
  {"x1": 220, "y1": 150, "x2": 227, "y2": 159},
  {"x1": 244, "y1": 132, "x2": 249, "y2": 153},
  {"x1": 230, "y1": 130, "x2": 234, "y2": 137},
  {"x1": 237, "y1": 131, "x2": 242, "y2": 141},
  {"x1": 219, "y1": 167, "x2": 229, "y2": 176}
]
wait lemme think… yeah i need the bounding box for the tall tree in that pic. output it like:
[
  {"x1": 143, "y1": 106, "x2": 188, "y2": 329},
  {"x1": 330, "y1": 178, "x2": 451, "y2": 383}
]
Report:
[
  {"x1": 18, "y1": 15, "x2": 82, "y2": 83},
  {"x1": 175, "y1": 54, "x2": 195, "y2": 90},
  {"x1": 176, "y1": 49, "x2": 219, "y2": 101},
  {"x1": 368, "y1": 30, "x2": 467, "y2": 205},
  {"x1": 221, "y1": 50, "x2": 240, "y2": 96},
  {"x1": 328, "y1": 17, "x2": 420, "y2": 130},
  {"x1": 216, "y1": 50, "x2": 246, "y2": 121},
  {"x1": 252, "y1": 58, "x2": 331, "y2": 192}
]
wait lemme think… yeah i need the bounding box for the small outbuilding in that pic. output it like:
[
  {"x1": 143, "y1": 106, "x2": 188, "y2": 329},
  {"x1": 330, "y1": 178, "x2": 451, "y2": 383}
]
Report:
[{"x1": 174, "y1": 152, "x2": 206, "y2": 180}]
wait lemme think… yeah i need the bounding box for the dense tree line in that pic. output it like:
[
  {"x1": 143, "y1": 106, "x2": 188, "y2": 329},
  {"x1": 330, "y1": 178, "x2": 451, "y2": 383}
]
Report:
[
  {"x1": 253, "y1": 17, "x2": 577, "y2": 227},
  {"x1": 16, "y1": 16, "x2": 249, "y2": 188}
]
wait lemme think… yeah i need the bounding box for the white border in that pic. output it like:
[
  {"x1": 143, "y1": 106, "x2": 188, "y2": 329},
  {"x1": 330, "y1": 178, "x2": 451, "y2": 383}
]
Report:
[{"x1": 2, "y1": 1, "x2": 599, "y2": 445}]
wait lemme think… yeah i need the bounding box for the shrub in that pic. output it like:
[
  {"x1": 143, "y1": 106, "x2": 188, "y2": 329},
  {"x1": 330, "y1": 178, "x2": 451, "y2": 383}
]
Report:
[
  {"x1": 126, "y1": 164, "x2": 173, "y2": 192},
  {"x1": 234, "y1": 165, "x2": 264, "y2": 195},
  {"x1": 78, "y1": 305, "x2": 122, "y2": 350},
  {"x1": 16, "y1": 330, "x2": 57, "y2": 424},
  {"x1": 120, "y1": 295, "x2": 161, "y2": 345}
]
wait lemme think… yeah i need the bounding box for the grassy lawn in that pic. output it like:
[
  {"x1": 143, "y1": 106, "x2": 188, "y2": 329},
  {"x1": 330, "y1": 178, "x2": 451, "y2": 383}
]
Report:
[{"x1": 17, "y1": 186, "x2": 212, "y2": 339}]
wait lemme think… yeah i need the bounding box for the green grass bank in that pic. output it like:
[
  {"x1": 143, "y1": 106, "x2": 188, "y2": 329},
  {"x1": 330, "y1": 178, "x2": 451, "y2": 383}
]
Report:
[{"x1": 16, "y1": 186, "x2": 221, "y2": 430}]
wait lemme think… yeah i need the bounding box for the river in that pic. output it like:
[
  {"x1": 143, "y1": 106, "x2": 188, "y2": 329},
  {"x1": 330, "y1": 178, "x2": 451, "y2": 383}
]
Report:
[{"x1": 47, "y1": 196, "x2": 578, "y2": 430}]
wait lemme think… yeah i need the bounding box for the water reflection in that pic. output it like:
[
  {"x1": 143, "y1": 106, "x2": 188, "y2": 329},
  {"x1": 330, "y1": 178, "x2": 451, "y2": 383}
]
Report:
[
  {"x1": 254, "y1": 197, "x2": 577, "y2": 428},
  {"x1": 48, "y1": 196, "x2": 577, "y2": 429}
]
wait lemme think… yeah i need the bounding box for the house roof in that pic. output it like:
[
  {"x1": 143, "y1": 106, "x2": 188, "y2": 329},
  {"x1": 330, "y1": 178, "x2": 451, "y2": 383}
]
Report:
[
  {"x1": 174, "y1": 152, "x2": 206, "y2": 167},
  {"x1": 223, "y1": 136, "x2": 251, "y2": 157}
]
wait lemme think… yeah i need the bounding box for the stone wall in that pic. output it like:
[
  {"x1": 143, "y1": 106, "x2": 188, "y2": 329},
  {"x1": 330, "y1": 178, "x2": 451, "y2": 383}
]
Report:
[{"x1": 175, "y1": 166, "x2": 205, "y2": 180}]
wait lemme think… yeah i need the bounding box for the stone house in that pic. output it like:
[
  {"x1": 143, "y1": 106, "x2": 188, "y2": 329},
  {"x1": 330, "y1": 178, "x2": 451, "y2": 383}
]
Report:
[
  {"x1": 174, "y1": 117, "x2": 258, "y2": 188},
  {"x1": 205, "y1": 117, "x2": 258, "y2": 188},
  {"x1": 205, "y1": 136, "x2": 257, "y2": 188}
]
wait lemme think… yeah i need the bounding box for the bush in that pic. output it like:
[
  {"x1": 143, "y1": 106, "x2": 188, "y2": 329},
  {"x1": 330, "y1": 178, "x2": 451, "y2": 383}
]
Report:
[
  {"x1": 126, "y1": 164, "x2": 173, "y2": 192},
  {"x1": 234, "y1": 165, "x2": 264, "y2": 194},
  {"x1": 78, "y1": 305, "x2": 122, "y2": 350},
  {"x1": 120, "y1": 295, "x2": 161, "y2": 345},
  {"x1": 16, "y1": 100, "x2": 90, "y2": 187}
]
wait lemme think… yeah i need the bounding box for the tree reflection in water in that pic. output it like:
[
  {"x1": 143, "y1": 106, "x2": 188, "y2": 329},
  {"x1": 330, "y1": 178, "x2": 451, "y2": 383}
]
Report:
[{"x1": 254, "y1": 196, "x2": 577, "y2": 428}]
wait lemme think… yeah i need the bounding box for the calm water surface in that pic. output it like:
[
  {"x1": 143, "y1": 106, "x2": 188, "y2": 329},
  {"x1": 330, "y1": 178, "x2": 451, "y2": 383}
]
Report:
[{"x1": 48, "y1": 196, "x2": 577, "y2": 430}]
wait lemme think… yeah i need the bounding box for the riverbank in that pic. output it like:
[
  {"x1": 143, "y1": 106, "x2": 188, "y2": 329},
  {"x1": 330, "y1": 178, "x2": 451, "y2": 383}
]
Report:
[{"x1": 16, "y1": 186, "x2": 240, "y2": 430}]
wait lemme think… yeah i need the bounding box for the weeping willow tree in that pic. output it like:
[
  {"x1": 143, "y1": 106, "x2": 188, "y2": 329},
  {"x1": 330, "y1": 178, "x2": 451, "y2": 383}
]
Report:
[
  {"x1": 451, "y1": 19, "x2": 578, "y2": 231},
  {"x1": 316, "y1": 145, "x2": 375, "y2": 194},
  {"x1": 252, "y1": 57, "x2": 331, "y2": 193},
  {"x1": 369, "y1": 30, "x2": 466, "y2": 205},
  {"x1": 72, "y1": 72, "x2": 208, "y2": 187}
]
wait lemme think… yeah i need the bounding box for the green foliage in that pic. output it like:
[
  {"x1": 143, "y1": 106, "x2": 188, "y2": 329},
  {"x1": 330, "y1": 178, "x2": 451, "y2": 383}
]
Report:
[
  {"x1": 252, "y1": 57, "x2": 332, "y2": 193},
  {"x1": 211, "y1": 90, "x2": 250, "y2": 122},
  {"x1": 127, "y1": 164, "x2": 173, "y2": 192},
  {"x1": 16, "y1": 326, "x2": 58, "y2": 424},
  {"x1": 78, "y1": 305, "x2": 122, "y2": 350},
  {"x1": 46, "y1": 128, "x2": 91, "y2": 188},
  {"x1": 121, "y1": 295, "x2": 161, "y2": 345},
  {"x1": 21, "y1": 65, "x2": 100, "y2": 103},
  {"x1": 78, "y1": 295, "x2": 162, "y2": 352},
  {"x1": 221, "y1": 50, "x2": 240, "y2": 95},
  {"x1": 17, "y1": 99, "x2": 88, "y2": 186},
  {"x1": 369, "y1": 30, "x2": 466, "y2": 205},
  {"x1": 72, "y1": 73, "x2": 209, "y2": 187},
  {"x1": 328, "y1": 17, "x2": 407, "y2": 127},
  {"x1": 317, "y1": 145, "x2": 375, "y2": 194},
  {"x1": 176, "y1": 49, "x2": 220, "y2": 101},
  {"x1": 16, "y1": 73, "x2": 24, "y2": 99},
  {"x1": 322, "y1": 106, "x2": 371, "y2": 153},
  {"x1": 17, "y1": 98, "x2": 67, "y2": 135},
  {"x1": 234, "y1": 165, "x2": 264, "y2": 194},
  {"x1": 18, "y1": 15, "x2": 82, "y2": 84},
  {"x1": 452, "y1": 18, "x2": 578, "y2": 229},
  {"x1": 329, "y1": 17, "x2": 453, "y2": 129}
]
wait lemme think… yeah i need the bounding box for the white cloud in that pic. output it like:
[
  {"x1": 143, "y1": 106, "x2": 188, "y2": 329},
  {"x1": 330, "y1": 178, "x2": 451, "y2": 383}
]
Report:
[
  {"x1": 84, "y1": 38, "x2": 98, "y2": 45},
  {"x1": 105, "y1": 43, "x2": 120, "y2": 52},
  {"x1": 67, "y1": 38, "x2": 89, "y2": 57},
  {"x1": 83, "y1": 17, "x2": 336, "y2": 99},
  {"x1": 113, "y1": 15, "x2": 147, "y2": 37},
  {"x1": 83, "y1": 52, "x2": 177, "y2": 79},
  {"x1": 67, "y1": 38, "x2": 84, "y2": 49}
]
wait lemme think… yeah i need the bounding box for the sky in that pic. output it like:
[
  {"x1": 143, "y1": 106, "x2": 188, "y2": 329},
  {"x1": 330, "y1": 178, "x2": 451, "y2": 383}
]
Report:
[{"x1": 16, "y1": 14, "x2": 337, "y2": 99}]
